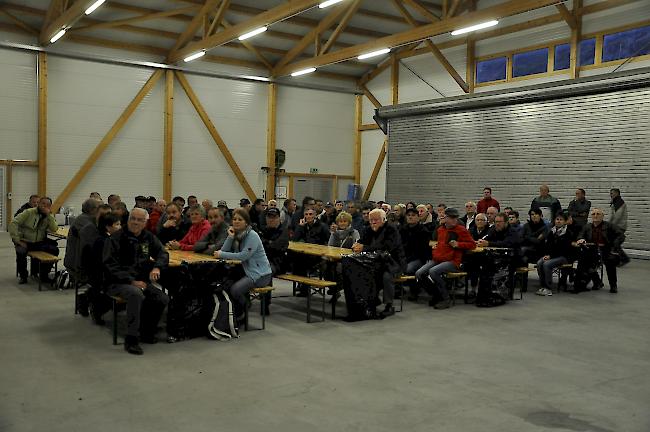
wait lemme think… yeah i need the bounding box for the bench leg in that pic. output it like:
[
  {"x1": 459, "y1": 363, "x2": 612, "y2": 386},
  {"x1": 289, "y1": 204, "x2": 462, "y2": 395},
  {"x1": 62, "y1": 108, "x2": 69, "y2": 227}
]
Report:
[
  {"x1": 244, "y1": 297, "x2": 250, "y2": 332},
  {"x1": 306, "y1": 286, "x2": 311, "y2": 323},
  {"x1": 260, "y1": 294, "x2": 266, "y2": 330},
  {"x1": 331, "y1": 293, "x2": 336, "y2": 320},
  {"x1": 398, "y1": 284, "x2": 404, "y2": 312},
  {"x1": 36, "y1": 259, "x2": 42, "y2": 292},
  {"x1": 112, "y1": 299, "x2": 118, "y2": 345},
  {"x1": 463, "y1": 276, "x2": 469, "y2": 304},
  {"x1": 321, "y1": 288, "x2": 325, "y2": 322},
  {"x1": 74, "y1": 281, "x2": 79, "y2": 315}
]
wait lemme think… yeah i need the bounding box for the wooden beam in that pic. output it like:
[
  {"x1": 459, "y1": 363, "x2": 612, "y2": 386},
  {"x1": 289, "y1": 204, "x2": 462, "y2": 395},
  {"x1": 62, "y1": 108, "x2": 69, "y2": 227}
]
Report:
[
  {"x1": 321, "y1": 0, "x2": 364, "y2": 55},
  {"x1": 0, "y1": 160, "x2": 38, "y2": 167},
  {"x1": 41, "y1": 0, "x2": 62, "y2": 33},
  {"x1": 266, "y1": 83, "x2": 277, "y2": 200},
  {"x1": 74, "y1": 6, "x2": 200, "y2": 31},
  {"x1": 272, "y1": 3, "x2": 348, "y2": 74},
  {"x1": 466, "y1": 0, "x2": 476, "y2": 94},
  {"x1": 52, "y1": 70, "x2": 163, "y2": 213},
  {"x1": 362, "y1": 140, "x2": 387, "y2": 201},
  {"x1": 222, "y1": 19, "x2": 273, "y2": 70},
  {"x1": 555, "y1": 3, "x2": 577, "y2": 29},
  {"x1": 569, "y1": 0, "x2": 582, "y2": 80},
  {"x1": 206, "y1": 0, "x2": 229, "y2": 37},
  {"x1": 40, "y1": 0, "x2": 97, "y2": 45},
  {"x1": 391, "y1": 56, "x2": 399, "y2": 105},
  {"x1": 448, "y1": 0, "x2": 462, "y2": 17},
  {"x1": 392, "y1": 0, "x2": 469, "y2": 93},
  {"x1": 38, "y1": 52, "x2": 47, "y2": 197},
  {"x1": 274, "y1": 0, "x2": 563, "y2": 77},
  {"x1": 359, "y1": 124, "x2": 380, "y2": 131},
  {"x1": 0, "y1": 7, "x2": 39, "y2": 35},
  {"x1": 164, "y1": 70, "x2": 174, "y2": 203},
  {"x1": 360, "y1": 84, "x2": 383, "y2": 109},
  {"x1": 170, "y1": 0, "x2": 322, "y2": 64},
  {"x1": 175, "y1": 71, "x2": 257, "y2": 201},
  {"x1": 168, "y1": 0, "x2": 222, "y2": 59},
  {"x1": 354, "y1": 95, "x2": 362, "y2": 184},
  {"x1": 402, "y1": 0, "x2": 440, "y2": 22}
]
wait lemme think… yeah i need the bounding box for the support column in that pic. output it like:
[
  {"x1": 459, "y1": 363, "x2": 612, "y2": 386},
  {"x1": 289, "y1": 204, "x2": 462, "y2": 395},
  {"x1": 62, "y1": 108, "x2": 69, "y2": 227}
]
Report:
[
  {"x1": 354, "y1": 94, "x2": 362, "y2": 185},
  {"x1": 391, "y1": 56, "x2": 399, "y2": 105},
  {"x1": 38, "y1": 52, "x2": 47, "y2": 196},
  {"x1": 163, "y1": 70, "x2": 174, "y2": 202},
  {"x1": 266, "y1": 83, "x2": 277, "y2": 199},
  {"x1": 570, "y1": 0, "x2": 583, "y2": 80}
]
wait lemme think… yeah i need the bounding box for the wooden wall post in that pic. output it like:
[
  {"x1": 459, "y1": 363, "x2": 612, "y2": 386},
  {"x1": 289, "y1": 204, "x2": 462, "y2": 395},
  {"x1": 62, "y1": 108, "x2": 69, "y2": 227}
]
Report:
[
  {"x1": 570, "y1": 0, "x2": 583, "y2": 80},
  {"x1": 391, "y1": 55, "x2": 399, "y2": 105},
  {"x1": 362, "y1": 139, "x2": 386, "y2": 201},
  {"x1": 37, "y1": 52, "x2": 47, "y2": 196},
  {"x1": 266, "y1": 83, "x2": 277, "y2": 200},
  {"x1": 6, "y1": 163, "x2": 13, "y2": 224},
  {"x1": 163, "y1": 70, "x2": 174, "y2": 202},
  {"x1": 354, "y1": 94, "x2": 362, "y2": 184}
]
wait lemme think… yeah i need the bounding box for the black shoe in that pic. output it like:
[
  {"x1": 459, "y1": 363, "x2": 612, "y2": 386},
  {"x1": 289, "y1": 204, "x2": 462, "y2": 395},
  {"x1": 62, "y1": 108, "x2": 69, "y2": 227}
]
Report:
[
  {"x1": 124, "y1": 336, "x2": 143, "y2": 355},
  {"x1": 434, "y1": 299, "x2": 451, "y2": 310},
  {"x1": 140, "y1": 334, "x2": 158, "y2": 344},
  {"x1": 381, "y1": 304, "x2": 395, "y2": 317},
  {"x1": 609, "y1": 286, "x2": 618, "y2": 294},
  {"x1": 77, "y1": 293, "x2": 89, "y2": 317},
  {"x1": 18, "y1": 277, "x2": 28, "y2": 285},
  {"x1": 592, "y1": 282, "x2": 604, "y2": 291}
]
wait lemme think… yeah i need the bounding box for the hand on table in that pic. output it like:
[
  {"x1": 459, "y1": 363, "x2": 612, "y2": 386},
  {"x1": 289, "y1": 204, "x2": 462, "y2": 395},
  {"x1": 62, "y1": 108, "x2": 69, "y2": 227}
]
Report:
[
  {"x1": 213, "y1": 250, "x2": 222, "y2": 259},
  {"x1": 167, "y1": 241, "x2": 180, "y2": 250},
  {"x1": 131, "y1": 280, "x2": 147, "y2": 290},
  {"x1": 476, "y1": 239, "x2": 488, "y2": 247},
  {"x1": 351, "y1": 242, "x2": 363, "y2": 253}
]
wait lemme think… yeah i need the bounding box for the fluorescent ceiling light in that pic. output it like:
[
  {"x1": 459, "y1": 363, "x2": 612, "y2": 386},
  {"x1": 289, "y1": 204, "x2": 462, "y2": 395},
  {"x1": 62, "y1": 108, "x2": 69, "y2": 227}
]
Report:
[
  {"x1": 85, "y1": 0, "x2": 106, "y2": 15},
  {"x1": 291, "y1": 67, "x2": 316, "y2": 77},
  {"x1": 242, "y1": 76, "x2": 270, "y2": 82},
  {"x1": 50, "y1": 29, "x2": 66, "y2": 44},
  {"x1": 358, "y1": 48, "x2": 391, "y2": 60},
  {"x1": 184, "y1": 50, "x2": 205, "y2": 62},
  {"x1": 238, "y1": 26, "x2": 267, "y2": 41},
  {"x1": 319, "y1": 0, "x2": 345, "y2": 8},
  {"x1": 451, "y1": 20, "x2": 498, "y2": 36}
]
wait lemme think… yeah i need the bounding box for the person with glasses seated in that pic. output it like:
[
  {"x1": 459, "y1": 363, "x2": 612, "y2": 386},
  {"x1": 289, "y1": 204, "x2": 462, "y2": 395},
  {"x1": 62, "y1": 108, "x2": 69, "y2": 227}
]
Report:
[
  {"x1": 104, "y1": 208, "x2": 169, "y2": 355},
  {"x1": 352, "y1": 209, "x2": 406, "y2": 317},
  {"x1": 291, "y1": 206, "x2": 330, "y2": 296}
]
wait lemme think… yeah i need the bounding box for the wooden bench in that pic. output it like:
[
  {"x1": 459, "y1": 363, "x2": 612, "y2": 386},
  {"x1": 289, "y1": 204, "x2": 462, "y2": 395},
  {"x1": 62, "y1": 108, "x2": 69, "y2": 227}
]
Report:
[
  {"x1": 442, "y1": 271, "x2": 469, "y2": 305},
  {"x1": 276, "y1": 274, "x2": 337, "y2": 322},
  {"x1": 512, "y1": 267, "x2": 534, "y2": 300},
  {"x1": 108, "y1": 295, "x2": 127, "y2": 345},
  {"x1": 553, "y1": 262, "x2": 576, "y2": 292},
  {"x1": 27, "y1": 251, "x2": 60, "y2": 291},
  {"x1": 393, "y1": 275, "x2": 416, "y2": 312},
  {"x1": 244, "y1": 286, "x2": 275, "y2": 331}
]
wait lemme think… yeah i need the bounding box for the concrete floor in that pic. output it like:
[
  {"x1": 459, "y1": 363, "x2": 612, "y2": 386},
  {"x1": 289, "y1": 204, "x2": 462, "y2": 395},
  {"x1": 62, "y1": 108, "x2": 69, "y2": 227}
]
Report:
[{"x1": 1, "y1": 236, "x2": 649, "y2": 432}]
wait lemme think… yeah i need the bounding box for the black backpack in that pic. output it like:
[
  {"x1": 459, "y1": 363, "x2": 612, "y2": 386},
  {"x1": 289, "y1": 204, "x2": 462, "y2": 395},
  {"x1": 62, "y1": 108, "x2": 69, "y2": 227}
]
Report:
[
  {"x1": 207, "y1": 287, "x2": 239, "y2": 340},
  {"x1": 341, "y1": 252, "x2": 385, "y2": 321}
]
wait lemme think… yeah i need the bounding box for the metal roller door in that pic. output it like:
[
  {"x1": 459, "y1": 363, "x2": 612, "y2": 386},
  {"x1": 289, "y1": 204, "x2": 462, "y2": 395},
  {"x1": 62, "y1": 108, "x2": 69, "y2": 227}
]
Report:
[{"x1": 379, "y1": 69, "x2": 650, "y2": 251}]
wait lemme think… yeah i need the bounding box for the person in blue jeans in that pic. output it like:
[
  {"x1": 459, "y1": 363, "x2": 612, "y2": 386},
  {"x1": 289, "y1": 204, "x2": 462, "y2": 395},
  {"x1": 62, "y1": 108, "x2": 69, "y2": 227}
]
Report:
[
  {"x1": 214, "y1": 208, "x2": 273, "y2": 320},
  {"x1": 536, "y1": 212, "x2": 576, "y2": 296}
]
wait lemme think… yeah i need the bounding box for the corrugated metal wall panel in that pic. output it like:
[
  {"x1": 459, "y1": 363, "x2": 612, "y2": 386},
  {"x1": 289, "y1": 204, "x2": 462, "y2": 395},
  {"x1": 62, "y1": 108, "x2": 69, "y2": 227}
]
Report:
[
  {"x1": 386, "y1": 85, "x2": 650, "y2": 250},
  {"x1": 0, "y1": 49, "x2": 37, "y2": 161}
]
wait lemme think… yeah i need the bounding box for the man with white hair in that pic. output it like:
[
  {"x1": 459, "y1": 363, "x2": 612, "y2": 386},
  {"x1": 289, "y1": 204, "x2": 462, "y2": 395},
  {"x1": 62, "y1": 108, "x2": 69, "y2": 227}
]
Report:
[
  {"x1": 460, "y1": 201, "x2": 476, "y2": 230},
  {"x1": 352, "y1": 208, "x2": 406, "y2": 317},
  {"x1": 104, "y1": 208, "x2": 169, "y2": 355}
]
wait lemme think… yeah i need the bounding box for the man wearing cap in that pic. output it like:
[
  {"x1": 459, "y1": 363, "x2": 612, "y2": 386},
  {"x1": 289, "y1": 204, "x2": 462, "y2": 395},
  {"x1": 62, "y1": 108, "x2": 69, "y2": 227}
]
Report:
[
  {"x1": 415, "y1": 207, "x2": 475, "y2": 309},
  {"x1": 257, "y1": 207, "x2": 289, "y2": 314},
  {"x1": 319, "y1": 202, "x2": 337, "y2": 228},
  {"x1": 216, "y1": 200, "x2": 232, "y2": 224},
  {"x1": 134, "y1": 195, "x2": 147, "y2": 209}
]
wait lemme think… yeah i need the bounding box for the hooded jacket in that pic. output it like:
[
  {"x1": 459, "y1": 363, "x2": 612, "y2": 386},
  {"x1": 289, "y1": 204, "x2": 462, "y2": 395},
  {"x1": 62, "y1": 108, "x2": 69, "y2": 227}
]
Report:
[{"x1": 9, "y1": 207, "x2": 58, "y2": 244}]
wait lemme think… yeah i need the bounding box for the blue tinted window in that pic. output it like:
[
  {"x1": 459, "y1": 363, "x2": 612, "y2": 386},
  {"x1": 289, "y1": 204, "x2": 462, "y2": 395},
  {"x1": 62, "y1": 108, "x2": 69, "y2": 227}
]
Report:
[
  {"x1": 512, "y1": 48, "x2": 548, "y2": 77},
  {"x1": 579, "y1": 38, "x2": 596, "y2": 66},
  {"x1": 476, "y1": 57, "x2": 507, "y2": 83},
  {"x1": 603, "y1": 25, "x2": 650, "y2": 62},
  {"x1": 554, "y1": 43, "x2": 570, "y2": 70}
]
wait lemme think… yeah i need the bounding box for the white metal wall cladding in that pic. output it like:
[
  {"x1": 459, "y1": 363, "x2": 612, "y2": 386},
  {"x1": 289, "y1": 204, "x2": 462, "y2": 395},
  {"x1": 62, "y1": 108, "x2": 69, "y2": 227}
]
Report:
[{"x1": 386, "y1": 85, "x2": 650, "y2": 250}]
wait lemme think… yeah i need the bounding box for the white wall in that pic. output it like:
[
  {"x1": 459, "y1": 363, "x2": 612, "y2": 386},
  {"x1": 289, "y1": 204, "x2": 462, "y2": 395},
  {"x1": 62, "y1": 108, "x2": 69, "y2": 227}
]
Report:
[{"x1": 0, "y1": 47, "x2": 356, "y2": 216}]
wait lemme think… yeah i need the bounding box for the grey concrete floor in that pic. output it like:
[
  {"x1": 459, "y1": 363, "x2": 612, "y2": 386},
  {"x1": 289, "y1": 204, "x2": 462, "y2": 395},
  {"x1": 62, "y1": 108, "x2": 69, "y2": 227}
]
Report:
[{"x1": 0, "y1": 238, "x2": 649, "y2": 432}]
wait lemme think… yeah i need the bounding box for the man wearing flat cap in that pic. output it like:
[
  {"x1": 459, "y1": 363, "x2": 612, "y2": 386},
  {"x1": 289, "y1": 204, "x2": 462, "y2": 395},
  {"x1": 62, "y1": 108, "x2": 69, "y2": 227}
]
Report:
[{"x1": 415, "y1": 207, "x2": 475, "y2": 309}]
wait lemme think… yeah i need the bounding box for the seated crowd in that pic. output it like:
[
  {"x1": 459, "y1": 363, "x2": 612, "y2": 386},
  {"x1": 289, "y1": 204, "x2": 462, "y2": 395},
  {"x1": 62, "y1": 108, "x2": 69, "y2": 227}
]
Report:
[{"x1": 8, "y1": 184, "x2": 629, "y2": 355}]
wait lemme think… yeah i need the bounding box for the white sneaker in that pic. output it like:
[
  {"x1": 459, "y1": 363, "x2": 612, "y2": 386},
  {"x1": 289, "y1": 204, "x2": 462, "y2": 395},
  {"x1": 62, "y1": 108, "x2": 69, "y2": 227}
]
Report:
[
  {"x1": 540, "y1": 288, "x2": 553, "y2": 296},
  {"x1": 535, "y1": 288, "x2": 545, "y2": 296}
]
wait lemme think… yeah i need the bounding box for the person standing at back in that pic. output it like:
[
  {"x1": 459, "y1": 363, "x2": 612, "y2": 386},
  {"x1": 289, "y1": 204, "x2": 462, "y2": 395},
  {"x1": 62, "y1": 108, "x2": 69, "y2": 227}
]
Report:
[
  {"x1": 530, "y1": 184, "x2": 562, "y2": 224},
  {"x1": 609, "y1": 188, "x2": 628, "y2": 233},
  {"x1": 568, "y1": 188, "x2": 591, "y2": 230},
  {"x1": 476, "y1": 187, "x2": 500, "y2": 214}
]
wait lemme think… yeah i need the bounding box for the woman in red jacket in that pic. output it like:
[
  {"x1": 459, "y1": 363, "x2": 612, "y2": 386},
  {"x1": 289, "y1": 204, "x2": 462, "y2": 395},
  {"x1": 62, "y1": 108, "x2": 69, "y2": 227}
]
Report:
[
  {"x1": 415, "y1": 207, "x2": 476, "y2": 309},
  {"x1": 168, "y1": 205, "x2": 211, "y2": 251}
]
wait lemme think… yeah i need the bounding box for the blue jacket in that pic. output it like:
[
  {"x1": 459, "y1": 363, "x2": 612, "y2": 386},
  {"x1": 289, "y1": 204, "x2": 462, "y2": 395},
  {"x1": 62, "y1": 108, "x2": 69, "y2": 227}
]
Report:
[{"x1": 219, "y1": 230, "x2": 272, "y2": 283}]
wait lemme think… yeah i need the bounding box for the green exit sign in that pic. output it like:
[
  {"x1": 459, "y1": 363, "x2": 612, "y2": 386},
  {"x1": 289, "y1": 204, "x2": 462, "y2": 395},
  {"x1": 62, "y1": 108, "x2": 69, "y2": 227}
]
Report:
[{"x1": 309, "y1": 168, "x2": 318, "y2": 174}]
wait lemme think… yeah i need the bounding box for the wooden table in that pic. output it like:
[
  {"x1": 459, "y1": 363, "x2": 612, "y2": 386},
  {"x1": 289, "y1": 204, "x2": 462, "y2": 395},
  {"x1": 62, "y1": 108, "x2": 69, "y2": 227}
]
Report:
[
  {"x1": 49, "y1": 226, "x2": 69, "y2": 240},
  {"x1": 167, "y1": 249, "x2": 240, "y2": 267},
  {"x1": 288, "y1": 241, "x2": 352, "y2": 261}
]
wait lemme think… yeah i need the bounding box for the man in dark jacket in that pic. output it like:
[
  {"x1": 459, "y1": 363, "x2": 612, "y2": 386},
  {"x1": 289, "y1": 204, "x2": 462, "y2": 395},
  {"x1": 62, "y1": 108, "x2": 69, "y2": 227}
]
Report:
[
  {"x1": 291, "y1": 206, "x2": 329, "y2": 295},
  {"x1": 289, "y1": 196, "x2": 316, "y2": 235},
  {"x1": 521, "y1": 208, "x2": 548, "y2": 264},
  {"x1": 14, "y1": 194, "x2": 39, "y2": 217},
  {"x1": 64, "y1": 198, "x2": 101, "y2": 283},
  {"x1": 259, "y1": 208, "x2": 289, "y2": 314},
  {"x1": 352, "y1": 208, "x2": 406, "y2": 317},
  {"x1": 575, "y1": 208, "x2": 625, "y2": 293},
  {"x1": 103, "y1": 208, "x2": 169, "y2": 355},
  {"x1": 567, "y1": 188, "x2": 591, "y2": 229}
]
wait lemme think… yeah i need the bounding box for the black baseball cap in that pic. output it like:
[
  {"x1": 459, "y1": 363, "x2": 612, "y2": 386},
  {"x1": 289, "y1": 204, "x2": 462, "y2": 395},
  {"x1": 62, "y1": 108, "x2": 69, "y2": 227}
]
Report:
[
  {"x1": 265, "y1": 208, "x2": 280, "y2": 217},
  {"x1": 444, "y1": 207, "x2": 460, "y2": 218}
]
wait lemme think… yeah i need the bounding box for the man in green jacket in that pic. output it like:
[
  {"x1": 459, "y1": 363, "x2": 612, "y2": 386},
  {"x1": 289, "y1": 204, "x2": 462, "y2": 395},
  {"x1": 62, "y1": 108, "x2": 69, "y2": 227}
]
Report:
[{"x1": 9, "y1": 197, "x2": 59, "y2": 284}]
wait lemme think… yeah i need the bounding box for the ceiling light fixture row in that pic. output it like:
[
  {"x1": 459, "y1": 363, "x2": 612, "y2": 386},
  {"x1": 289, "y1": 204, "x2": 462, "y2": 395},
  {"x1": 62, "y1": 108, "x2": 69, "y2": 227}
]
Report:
[{"x1": 49, "y1": 0, "x2": 107, "y2": 44}]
